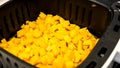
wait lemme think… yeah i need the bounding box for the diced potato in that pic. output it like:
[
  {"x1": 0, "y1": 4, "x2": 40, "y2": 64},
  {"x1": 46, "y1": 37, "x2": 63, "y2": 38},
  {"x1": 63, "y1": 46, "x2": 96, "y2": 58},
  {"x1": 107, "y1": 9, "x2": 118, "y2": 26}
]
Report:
[
  {"x1": 0, "y1": 12, "x2": 99, "y2": 68},
  {"x1": 64, "y1": 35, "x2": 71, "y2": 43},
  {"x1": 39, "y1": 12, "x2": 46, "y2": 19},
  {"x1": 64, "y1": 60, "x2": 74, "y2": 68},
  {"x1": 53, "y1": 55, "x2": 64, "y2": 68}
]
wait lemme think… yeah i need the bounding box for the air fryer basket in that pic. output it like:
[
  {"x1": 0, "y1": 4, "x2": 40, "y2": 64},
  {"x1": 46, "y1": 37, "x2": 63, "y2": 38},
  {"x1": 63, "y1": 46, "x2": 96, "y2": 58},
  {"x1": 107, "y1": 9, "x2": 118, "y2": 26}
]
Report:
[{"x1": 0, "y1": 0, "x2": 119, "y2": 68}]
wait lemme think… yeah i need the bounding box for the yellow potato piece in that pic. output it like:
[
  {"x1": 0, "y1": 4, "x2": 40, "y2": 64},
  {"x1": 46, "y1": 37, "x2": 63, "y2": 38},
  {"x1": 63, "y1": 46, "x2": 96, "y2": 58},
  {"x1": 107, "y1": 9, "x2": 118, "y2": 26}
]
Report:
[
  {"x1": 39, "y1": 12, "x2": 46, "y2": 19},
  {"x1": 64, "y1": 35, "x2": 71, "y2": 43},
  {"x1": 53, "y1": 55, "x2": 64, "y2": 68},
  {"x1": 65, "y1": 60, "x2": 74, "y2": 68}
]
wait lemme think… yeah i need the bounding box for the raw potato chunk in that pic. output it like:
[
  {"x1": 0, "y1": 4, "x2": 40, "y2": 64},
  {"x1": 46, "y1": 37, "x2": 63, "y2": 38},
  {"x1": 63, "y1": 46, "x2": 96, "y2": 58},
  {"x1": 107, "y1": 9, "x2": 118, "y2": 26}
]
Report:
[{"x1": 0, "y1": 12, "x2": 99, "y2": 68}]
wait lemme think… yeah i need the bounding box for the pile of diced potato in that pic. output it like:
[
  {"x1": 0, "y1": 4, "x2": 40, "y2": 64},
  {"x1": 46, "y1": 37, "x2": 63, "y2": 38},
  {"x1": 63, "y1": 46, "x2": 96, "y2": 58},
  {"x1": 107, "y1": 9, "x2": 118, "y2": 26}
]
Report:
[{"x1": 0, "y1": 12, "x2": 99, "y2": 68}]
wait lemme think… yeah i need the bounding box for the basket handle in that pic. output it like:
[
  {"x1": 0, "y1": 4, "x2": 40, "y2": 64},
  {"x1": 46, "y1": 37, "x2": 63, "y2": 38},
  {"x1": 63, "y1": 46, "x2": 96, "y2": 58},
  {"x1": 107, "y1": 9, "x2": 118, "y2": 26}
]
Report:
[{"x1": 91, "y1": 0, "x2": 118, "y2": 7}]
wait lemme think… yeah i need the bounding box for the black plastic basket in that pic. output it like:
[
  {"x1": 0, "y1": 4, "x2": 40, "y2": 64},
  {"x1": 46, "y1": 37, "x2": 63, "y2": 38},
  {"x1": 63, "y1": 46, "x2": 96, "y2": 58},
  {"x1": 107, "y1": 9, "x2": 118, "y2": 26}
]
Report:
[{"x1": 0, "y1": 0, "x2": 119, "y2": 68}]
